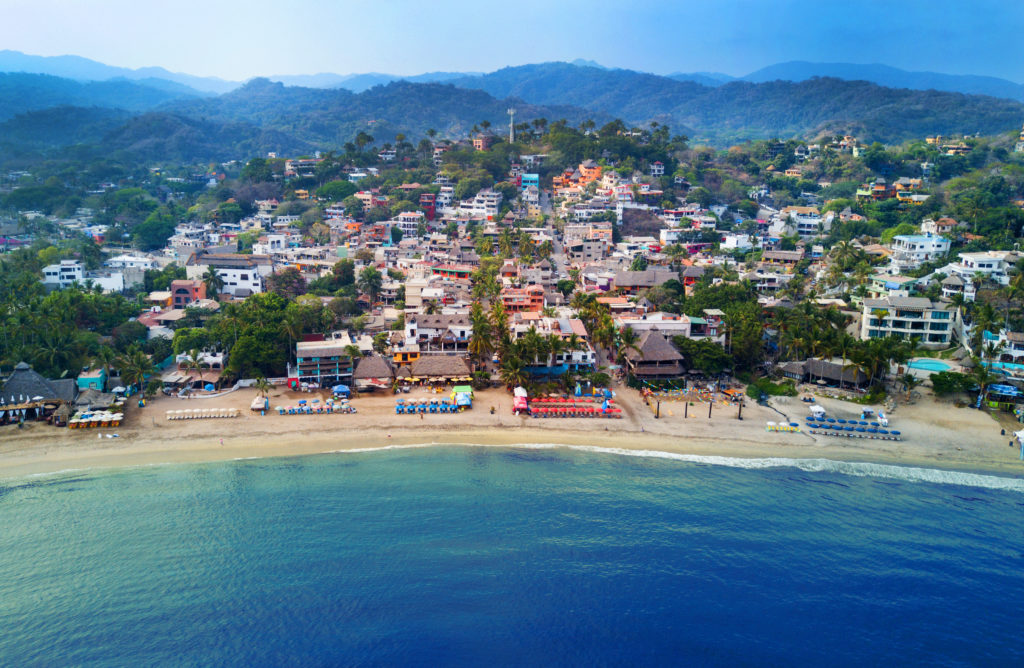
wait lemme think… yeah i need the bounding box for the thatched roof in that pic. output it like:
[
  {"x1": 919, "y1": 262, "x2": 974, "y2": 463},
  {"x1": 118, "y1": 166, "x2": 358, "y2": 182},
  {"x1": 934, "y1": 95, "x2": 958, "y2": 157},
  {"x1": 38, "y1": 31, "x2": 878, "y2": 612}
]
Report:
[
  {"x1": 409, "y1": 355, "x2": 471, "y2": 378},
  {"x1": 353, "y1": 355, "x2": 394, "y2": 380},
  {"x1": 74, "y1": 389, "x2": 117, "y2": 410},
  {"x1": 1, "y1": 362, "x2": 77, "y2": 403},
  {"x1": 624, "y1": 330, "x2": 684, "y2": 364},
  {"x1": 782, "y1": 358, "x2": 868, "y2": 386}
]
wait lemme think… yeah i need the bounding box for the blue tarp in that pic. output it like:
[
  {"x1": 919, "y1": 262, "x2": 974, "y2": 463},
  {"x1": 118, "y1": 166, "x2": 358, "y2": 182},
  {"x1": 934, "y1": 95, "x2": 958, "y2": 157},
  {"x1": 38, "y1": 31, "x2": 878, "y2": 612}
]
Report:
[{"x1": 333, "y1": 384, "x2": 351, "y2": 396}]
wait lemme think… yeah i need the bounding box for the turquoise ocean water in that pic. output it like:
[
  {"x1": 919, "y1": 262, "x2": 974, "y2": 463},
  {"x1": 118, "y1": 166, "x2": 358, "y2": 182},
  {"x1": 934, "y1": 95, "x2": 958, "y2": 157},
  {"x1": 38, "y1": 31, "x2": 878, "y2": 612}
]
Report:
[{"x1": 2, "y1": 444, "x2": 1023, "y2": 666}]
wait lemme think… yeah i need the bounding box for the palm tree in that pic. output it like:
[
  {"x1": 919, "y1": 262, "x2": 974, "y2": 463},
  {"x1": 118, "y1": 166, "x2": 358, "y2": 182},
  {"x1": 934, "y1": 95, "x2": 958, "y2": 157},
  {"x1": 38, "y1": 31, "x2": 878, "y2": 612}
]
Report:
[
  {"x1": 93, "y1": 345, "x2": 118, "y2": 376},
  {"x1": 357, "y1": 267, "x2": 383, "y2": 306},
  {"x1": 185, "y1": 347, "x2": 206, "y2": 383},
  {"x1": 968, "y1": 359, "x2": 999, "y2": 409},
  {"x1": 253, "y1": 376, "x2": 274, "y2": 398},
  {"x1": 116, "y1": 349, "x2": 155, "y2": 390},
  {"x1": 499, "y1": 355, "x2": 527, "y2": 389},
  {"x1": 618, "y1": 326, "x2": 641, "y2": 360},
  {"x1": 900, "y1": 373, "x2": 922, "y2": 401},
  {"x1": 202, "y1": 266, "x2": 225, "y2": 298},
  {"x1": 546, "y1": 334, "x2": 566, "y2": 368}
]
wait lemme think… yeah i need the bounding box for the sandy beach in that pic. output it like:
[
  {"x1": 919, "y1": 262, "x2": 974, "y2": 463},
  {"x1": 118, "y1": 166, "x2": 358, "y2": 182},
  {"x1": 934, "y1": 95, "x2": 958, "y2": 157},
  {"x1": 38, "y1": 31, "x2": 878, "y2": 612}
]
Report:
[{"x1": 1, "y1": 384, "x2": 1022, "y2": 480}]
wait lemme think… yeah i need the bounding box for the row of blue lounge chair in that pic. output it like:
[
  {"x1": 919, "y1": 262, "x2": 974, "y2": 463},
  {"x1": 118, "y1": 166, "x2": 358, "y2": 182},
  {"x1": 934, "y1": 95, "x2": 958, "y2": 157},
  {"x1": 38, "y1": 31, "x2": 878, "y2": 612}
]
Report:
[{"x1": 395, "y1": 401, "x2": 459, "y2": 414}]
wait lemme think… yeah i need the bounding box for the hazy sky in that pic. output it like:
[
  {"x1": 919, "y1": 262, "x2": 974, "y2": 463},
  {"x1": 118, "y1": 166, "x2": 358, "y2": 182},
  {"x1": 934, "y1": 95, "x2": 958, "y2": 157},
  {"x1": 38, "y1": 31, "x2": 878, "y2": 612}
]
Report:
[{"x1": 2, "y1": 0, "x2": 1022, "y2": 81}]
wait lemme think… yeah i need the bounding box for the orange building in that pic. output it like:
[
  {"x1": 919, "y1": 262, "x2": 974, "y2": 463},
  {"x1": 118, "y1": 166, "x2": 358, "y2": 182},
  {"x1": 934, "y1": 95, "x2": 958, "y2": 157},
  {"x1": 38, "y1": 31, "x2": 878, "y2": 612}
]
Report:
[{"x1": 501, "y1": 285, "x2": 545, "y2": 313}]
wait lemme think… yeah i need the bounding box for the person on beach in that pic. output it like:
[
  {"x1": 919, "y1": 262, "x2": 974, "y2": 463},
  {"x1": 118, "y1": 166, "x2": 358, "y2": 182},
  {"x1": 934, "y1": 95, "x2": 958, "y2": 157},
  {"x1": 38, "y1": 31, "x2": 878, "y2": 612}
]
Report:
[{"x1": 220, "y1": 438, "x2": 224, "y2": 446}]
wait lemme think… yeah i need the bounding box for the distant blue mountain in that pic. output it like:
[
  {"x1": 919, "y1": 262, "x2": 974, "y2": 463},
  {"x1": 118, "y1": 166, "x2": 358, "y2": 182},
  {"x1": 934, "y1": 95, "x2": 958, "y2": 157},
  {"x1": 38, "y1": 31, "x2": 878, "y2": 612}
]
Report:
[
  {"x1": 0, "y1": 72, "x2": 200, "y2": 122},
  {"x1": 742, "y1": 61, "x2": 1024, "y2": 101},
  {"x1": 270, "y1": 71, "x2": 481, "y2": 92},
  {"x1": 667, "y1": 71, "x2": 737, "y2": 87},
  {"x1": 0, "y1": 50, "x2": 235, "y2": 94}
]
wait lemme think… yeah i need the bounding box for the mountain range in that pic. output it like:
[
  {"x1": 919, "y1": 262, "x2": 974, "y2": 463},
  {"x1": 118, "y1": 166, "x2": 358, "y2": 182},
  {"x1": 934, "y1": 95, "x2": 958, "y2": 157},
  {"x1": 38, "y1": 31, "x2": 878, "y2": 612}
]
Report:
[
  {"x1": 2, "y1": 53, "x2": 1024, "y2": 165},
  {"x1": 5, "y1": 50, "x2": 1024, "y2": 101}
]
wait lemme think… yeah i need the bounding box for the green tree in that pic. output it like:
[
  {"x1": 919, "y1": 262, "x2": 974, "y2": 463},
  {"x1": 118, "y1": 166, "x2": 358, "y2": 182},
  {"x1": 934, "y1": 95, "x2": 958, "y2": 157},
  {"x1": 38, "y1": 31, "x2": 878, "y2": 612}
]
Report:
[{"x1": 357, "y1": 267, "x2": 383, "y2": 305}]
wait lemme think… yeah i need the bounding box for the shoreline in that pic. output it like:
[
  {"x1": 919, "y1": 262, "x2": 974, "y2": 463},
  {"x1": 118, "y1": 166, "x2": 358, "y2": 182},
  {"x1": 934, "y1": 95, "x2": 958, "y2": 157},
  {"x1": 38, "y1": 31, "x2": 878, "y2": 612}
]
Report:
[
  {"x1": 2, "y1": 386, "x2": 1022, "y2": 482},
  {"x1": 3, "y1": 424, "x2": 1023, "y2": 484}
]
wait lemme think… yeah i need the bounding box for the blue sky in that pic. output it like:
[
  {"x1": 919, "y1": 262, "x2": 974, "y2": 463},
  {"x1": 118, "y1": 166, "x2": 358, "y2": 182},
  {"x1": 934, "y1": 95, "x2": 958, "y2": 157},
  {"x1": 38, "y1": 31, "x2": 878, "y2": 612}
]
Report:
[{"x1": 2, "y1": 0, "x2": 1022, "y2": 81}]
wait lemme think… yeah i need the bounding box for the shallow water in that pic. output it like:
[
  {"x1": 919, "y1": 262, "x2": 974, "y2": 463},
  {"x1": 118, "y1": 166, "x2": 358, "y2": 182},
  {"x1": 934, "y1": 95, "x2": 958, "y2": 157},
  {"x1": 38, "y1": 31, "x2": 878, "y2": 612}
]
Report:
[{"x1": 2, "y1": 445, "x2": 1023, "y2": 665}]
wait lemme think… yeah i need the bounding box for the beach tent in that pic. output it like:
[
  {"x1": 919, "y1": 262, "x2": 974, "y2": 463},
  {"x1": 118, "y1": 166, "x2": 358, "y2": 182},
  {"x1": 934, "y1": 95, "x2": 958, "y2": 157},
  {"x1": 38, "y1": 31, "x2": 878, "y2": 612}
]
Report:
[
  {"x1": 454, "y1": 392, "x2": 472, "y2": 408},
  {"x1": 450, "y1": 385, "x2": 473, "y2": 401},
  {"x1": 513, "y1": 386, "x2": 528, "y2": 399},
  {"x1": 513, "y1": 396, "x2": 528, "y2": 412},
  {"x1": 332, "y1": 384, "x2": 351, "y2": 398},
  {"x1": 809, "y1": 405, "x2": 826, "y2": 418}
]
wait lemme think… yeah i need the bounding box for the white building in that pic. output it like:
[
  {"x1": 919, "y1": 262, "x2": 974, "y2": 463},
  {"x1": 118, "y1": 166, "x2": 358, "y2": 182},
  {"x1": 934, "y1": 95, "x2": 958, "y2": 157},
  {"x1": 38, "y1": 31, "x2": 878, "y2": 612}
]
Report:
[
  {"x1": 861, "y1": 295, "x2": 954, "y2": 348},
  {"x1": 185, "y1": 253, "x2": 273, "y2": 297},
  {"x1": 782, "y1": 206, "x2": 826, "y2": 237},
  {"x1": 615, "y1": 311, "x2": 725, "y2": 343},
  {"x1": 392, "y1": 211, "x2": 426, "y2": 238},
  {"x1": 721, "y1": 233, "x2": 754, "y2": 251},
  {"x1": 42, "y1": 260, "x2": 125, "y2": 293},
  {"x1": 42, "y1": 260, "x2": 84, "y2": 288},
  {"x1": 945, "y1": 250, "x2": 1022, "y2": 287},
  {"x1": 888, "y1": 232, "x2": 950, "y2": 273},
  {"x1": 105, "y1": 254, "x2": 157, "y2": 271},
  {"x1": 457, "y1": 189, "x2": 502, "y2": 219}
]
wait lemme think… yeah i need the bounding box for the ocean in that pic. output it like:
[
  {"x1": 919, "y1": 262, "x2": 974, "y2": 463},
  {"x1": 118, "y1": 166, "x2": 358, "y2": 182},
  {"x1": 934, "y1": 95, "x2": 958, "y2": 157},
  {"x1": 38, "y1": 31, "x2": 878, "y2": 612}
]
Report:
[{"x1": 2, "y1": 445, "x2": 1023, "y2": 666}]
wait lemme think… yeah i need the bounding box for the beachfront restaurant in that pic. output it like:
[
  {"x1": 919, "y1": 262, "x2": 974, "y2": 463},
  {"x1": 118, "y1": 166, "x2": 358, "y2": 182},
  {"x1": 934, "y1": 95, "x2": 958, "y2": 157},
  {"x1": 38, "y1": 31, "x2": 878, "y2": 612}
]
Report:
[
  {"x1": 407, "y1": 355, "x2": 473, "y2": 384},
  {"x1": 780, "y1": 359, "x2": 869, "y2": 389},
  {"x1": 623, "y1": 330, "x2": 686, "y2": 380},
  {"x1": 0, "y1": 361, "x2": 78, "y2": 424}
]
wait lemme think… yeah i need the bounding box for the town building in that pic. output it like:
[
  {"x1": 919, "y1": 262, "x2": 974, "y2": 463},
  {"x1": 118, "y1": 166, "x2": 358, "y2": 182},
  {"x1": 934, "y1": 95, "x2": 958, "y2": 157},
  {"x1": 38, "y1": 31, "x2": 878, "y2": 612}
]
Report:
[
  {"x1": 888, "y1": 232, "x2": 950, "y2": 273},
  {"x1": 623, "y1": 330, "x2": 686, "y2": 379},
  {"x1": 170, "y1": 279, "x2": 208, "y2": 308},
  {"x1": 860, "y1": 296, "x2": 954, "y2": 348},
  {"x1": 185, "y1": 252, "x2": 273, "y2": 297},
  {"x1": 290, "y1": 338, "x2": 354, "y2": 390}
]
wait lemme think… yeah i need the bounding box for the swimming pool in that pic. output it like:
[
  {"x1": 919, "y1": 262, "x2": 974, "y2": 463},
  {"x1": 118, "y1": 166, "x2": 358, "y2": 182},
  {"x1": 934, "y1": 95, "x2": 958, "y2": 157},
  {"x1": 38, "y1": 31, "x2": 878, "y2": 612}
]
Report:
[
  {"x1": 908, "y1": 358, "x2": 953, "y2": 372},
  {"x1": 988, "y1": 361, "x2": 1024, "y2": 375}
]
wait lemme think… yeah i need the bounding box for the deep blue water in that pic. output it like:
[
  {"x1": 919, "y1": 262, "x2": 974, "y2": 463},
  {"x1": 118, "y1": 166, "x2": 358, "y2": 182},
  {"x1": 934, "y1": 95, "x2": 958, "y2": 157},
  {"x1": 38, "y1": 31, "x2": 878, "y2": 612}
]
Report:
[{"x1": 2, "y1": 445, "x2": 1024, "y2": 666}]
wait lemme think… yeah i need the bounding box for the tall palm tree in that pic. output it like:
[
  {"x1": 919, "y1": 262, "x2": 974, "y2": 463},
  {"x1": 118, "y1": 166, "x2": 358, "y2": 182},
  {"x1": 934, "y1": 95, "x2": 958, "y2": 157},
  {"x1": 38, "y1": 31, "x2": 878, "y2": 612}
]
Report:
[
  {"x1": 357, "y1": 267, "x2": 383, "y2": 306},
  {"x1": 203, "y1": 266, "x2": 225, "y2": 298},
  {"x1": 116, "y1": 350, "x2": 155, "y2": 390},
  {"x1": 546, "y1": 334, "x2": 566, "y2": 368},
  {"x1": 253, "y1": 376, "x2": 274, "y2": 398},
  {"x1": 499, "y1": 356, "x2": 527, "y2": 390},
  {"x1": 969, "y1": 359, "x2": 999, "y2": 410},
  {"x1": 186, "y1": 347, "x2": 206, "y2": 383}
]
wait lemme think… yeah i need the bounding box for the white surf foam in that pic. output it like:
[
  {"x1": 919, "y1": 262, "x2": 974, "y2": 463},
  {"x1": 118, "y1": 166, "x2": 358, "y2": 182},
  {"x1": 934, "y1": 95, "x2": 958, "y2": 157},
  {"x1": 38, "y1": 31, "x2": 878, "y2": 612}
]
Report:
[{"x1": 328, "y1": 441, "x2": 1024, "y2": 493}]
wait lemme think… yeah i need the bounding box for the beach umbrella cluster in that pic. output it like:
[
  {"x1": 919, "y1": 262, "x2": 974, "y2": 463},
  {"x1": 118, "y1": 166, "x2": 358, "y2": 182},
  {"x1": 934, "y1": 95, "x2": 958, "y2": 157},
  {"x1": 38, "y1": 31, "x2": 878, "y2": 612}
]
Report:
[
  {"x1": 166, "y1": 408, "x2": 239, "y2": 420},
  {"x1": 68, "y1": 411, "x2": 124, "y2": 428}
]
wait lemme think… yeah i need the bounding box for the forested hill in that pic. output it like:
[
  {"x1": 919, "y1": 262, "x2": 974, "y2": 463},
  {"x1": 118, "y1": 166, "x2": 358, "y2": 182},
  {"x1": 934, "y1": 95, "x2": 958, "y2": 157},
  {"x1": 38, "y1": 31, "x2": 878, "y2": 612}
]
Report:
[
  {"x1": 3, "y1": 68, "x2": 1024, "y2": 166},
  {"x1": 449, "y1": 63, "x2": 1024, "y2": 144},
  {"x1": 0, "y1": 72, "x2": 199, "y2": 121},
  {"x1": 671, "y1": 77, "x2": 1024, "y2": 144},
  {"x1": 450, "y1": 62, "x2": 709, "y2": 121},
  {"x1": 163, "y1": 78, "x2": 598, "y2": 144}
]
